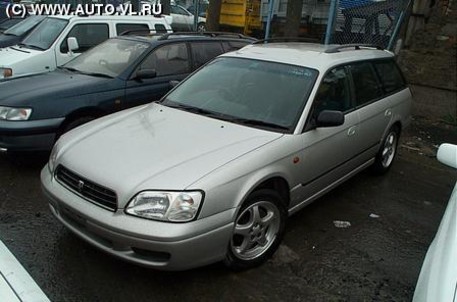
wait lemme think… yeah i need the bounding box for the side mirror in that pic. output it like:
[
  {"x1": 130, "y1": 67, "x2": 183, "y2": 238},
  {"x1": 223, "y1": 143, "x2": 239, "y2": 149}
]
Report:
[
  {"x1": 136, "y1": 69, "x2": 157, "y2": 80},
  {"x1": 315, "y1": 110, "x2": 345, "y2": 128},
  {"x1": 169, "y1": 80, "x2": 180, "y2": 87},
  {"x1": 437, "y1": 143, "x2": 457, "y2": 169},
  {"x1": 67, "y1": 37, "x2": 79, "y2": 54}
]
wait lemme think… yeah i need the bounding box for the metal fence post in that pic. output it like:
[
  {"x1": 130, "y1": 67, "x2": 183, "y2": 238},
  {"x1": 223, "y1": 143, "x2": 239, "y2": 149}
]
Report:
[
  {"x1": 325, "y1": 0, "x2": 338, "y2": 44},
  {"x1": 264, "y1": 0, "x2": 275, "y2": 40}
]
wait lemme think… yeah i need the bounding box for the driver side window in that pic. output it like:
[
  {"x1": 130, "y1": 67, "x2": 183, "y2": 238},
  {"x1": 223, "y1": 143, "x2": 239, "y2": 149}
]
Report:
[
  {"x1": 60, "y1": 23, "x2": 109, "y2": 53},
  {"x1": 139, "y1": 43, "x2": 190, "y2": 77},
  {"x1": 312, "y1": 66, "x2": 352, "y2": 118}
]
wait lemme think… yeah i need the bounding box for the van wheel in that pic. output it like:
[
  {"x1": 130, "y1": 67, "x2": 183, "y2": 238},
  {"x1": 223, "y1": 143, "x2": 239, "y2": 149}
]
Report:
[
  {"x1": 371, "y1": 125, "x2": 400, "y2": 174},
  {"x1": 62, "y1": 116, "x2": 96, "y2": 134},
  {"x1": 224, "y1": 189, "x2": 286, "y2": 270}
]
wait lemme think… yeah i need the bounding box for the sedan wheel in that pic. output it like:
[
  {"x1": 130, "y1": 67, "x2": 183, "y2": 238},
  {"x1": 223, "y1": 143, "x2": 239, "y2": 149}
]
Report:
[
  {"x1": 225, "y1": 189, "x2": 286, "y2": 270},
  {"x1": 372, "y1": 125, "x2": 400, "y2": 174}
]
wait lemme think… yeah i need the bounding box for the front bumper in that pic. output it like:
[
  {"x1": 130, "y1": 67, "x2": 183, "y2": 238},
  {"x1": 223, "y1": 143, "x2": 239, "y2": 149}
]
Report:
[
  {"x1": 41, "y1": 166, "x2": 235, "y2": 271},
  {"x1": 0, "y1": 117, "x2": 64, "y2": 151}
]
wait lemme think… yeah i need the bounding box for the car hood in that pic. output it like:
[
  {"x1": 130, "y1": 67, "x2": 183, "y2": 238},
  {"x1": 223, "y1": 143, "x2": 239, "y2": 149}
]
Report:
[
  {"x1": 0, "y1": 69, "x2": 116, "y2": 106},
  {"x1": 413, "y1": 182, "x2": 457, "y2": 302},
  {"x1": 0, "y1": 45, "x2": 41, "y2": 66},
  {"x1": 58, "y1": 103, "x2": 283, "y2": 208}
]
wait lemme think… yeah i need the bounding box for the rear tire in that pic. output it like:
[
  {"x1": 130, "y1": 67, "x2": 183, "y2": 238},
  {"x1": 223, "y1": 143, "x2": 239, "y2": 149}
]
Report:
[
  {"x1": 197, "y1": 22, "x2": 206, "y2": 32},
  {"x1": 224, "y1": 189, "x2": 287, "y2": 270},
  {"x1": 371, "y1": 125, "x2": 400, "y2": 174}
]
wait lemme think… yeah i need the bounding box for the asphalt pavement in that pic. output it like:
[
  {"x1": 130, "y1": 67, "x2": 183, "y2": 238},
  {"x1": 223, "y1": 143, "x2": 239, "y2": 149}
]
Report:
[{"x1": 0, "y1": 118, "x2": 456, "y2": 302}]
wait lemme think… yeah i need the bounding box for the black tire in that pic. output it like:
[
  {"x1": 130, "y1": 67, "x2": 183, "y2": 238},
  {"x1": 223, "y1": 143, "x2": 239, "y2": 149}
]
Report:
[
  {"x1": 371, "y1": 125, "x2": 400, "y2": 175},
  {"x1": 61, "y1": 116, "x2": 96, "y2": 135},
  {"x1": 197, "y1": 22, "x2": 206, "y2": 32},
  {"x1": 224, "y1": 189, "x2": 287, "y2": 270}
]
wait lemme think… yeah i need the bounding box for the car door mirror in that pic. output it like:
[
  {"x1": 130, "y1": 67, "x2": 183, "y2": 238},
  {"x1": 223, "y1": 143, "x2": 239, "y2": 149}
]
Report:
[
  {"x1": 136, "y1": 69, "x2": 157, "y2": 80},
  {"x1": 169, "y1": 80, "x2": 180, "y2": 87},
  {"x1": 316, "y1": 110, "x2": 345, "y2": 128},
  {"x1": 67, "y1": 37, "x2": 79, "y2": 54}
]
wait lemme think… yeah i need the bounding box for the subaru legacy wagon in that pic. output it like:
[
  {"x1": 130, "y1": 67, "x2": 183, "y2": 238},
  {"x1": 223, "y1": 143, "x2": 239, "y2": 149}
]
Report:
[{"x1": 41, "y1": 42, "x2": 412, "y2": 271}]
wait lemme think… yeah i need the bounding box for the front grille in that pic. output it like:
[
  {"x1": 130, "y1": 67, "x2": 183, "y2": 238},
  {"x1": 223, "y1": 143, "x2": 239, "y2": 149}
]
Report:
[{"x1": 55, "y1": 165, "x2": 118, "y2": 211}]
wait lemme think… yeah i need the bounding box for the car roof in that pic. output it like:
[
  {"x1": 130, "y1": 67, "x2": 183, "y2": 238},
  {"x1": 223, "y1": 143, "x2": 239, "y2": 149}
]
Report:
[
  {"x1": 221, "y1": 42, "x2": 394, "y2": 70},
  {"x1": 47, "y1": 15, "x2": 169, "y2": 22},
  {"x1": 116, "y1": 32, "x2": 255, "y2": 45}
]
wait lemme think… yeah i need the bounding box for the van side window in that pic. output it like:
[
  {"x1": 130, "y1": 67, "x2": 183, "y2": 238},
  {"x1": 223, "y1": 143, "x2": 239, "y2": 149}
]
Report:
[
  {"x1": 374, "y1": 60, "x2": 406, "y2": 93},
  {"x1": 191, "y1": 42, "x2": 224, "y2": 69},
  {"x1": 116, "y1": 23, "x2": 149, "y2": 35},
  {"x1": 349, "y1": 62, "x2": 383, "y2": 106},
  {"x1": 60, "y1": 23, "x2": 109, "y2": 53},
  {"x1": 139, "y1": 43, "x2": 190, "y2": 76},
  {"x1": 154, "y1": 24, "x2": 168, "y2": 33},
  {"x1": 313, "y1": 66, "x2": 352, "y2": 117}
]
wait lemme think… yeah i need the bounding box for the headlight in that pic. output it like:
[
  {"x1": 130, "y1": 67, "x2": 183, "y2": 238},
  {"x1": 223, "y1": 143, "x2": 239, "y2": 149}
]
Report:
[
  {"x1": 126, "y1": 191, "x2": 204, "y2": 222},
  {"x1": 48, "y1": 142, "x2": 60, "y2": 173},
  {"x1": 0, "y1": 68, "x2": 13, "y2": 79},
  {"x1": 0, "y1": 106, "x2": 32, "y2": 120}
]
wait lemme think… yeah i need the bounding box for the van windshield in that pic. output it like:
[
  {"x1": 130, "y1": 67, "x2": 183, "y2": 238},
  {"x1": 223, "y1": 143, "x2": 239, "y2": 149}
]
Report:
[
  {"x1": 20, "y1": 17, "x2": 68, "y2": 50},
  {"x1": 4, "y1": 15, "x2": 46, "y2": 37}
]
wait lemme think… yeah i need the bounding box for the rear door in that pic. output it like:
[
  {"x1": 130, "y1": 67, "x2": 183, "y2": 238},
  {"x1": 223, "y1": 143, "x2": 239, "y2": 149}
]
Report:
[
  {"x1": 124, "y1": 42, "x2": 191, "y2": 108},
  {"x1": 349, "y1": 61, "x2": 392, "y2": 160}
]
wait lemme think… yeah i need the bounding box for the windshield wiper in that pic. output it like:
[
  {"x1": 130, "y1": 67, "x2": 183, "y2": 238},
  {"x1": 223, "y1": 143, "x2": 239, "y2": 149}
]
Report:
[
  {"x1": 58, "y1": 66, "x2": 81, "y2": 73},
  {"x1": 229, "y1": 118, "x2": 290, "y2": 131},
  {"x1": 82, "y1": 72, "x2": 114, "y2": 78},
  {"x1": 4, "y1": 32, "x2": 18, "y2": 36},
  {"x1": 17, "y1": 43, "x2": 45, "y2": 51},
  {"x1": 164, "y1": 103, "x2": 219, "y2": 117}
]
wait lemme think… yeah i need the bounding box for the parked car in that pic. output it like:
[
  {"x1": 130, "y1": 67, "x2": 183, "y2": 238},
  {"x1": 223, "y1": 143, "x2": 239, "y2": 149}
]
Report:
[
  {"x1": 0, "y1": 239, "x2": 50, "y2": 301},
  {"x1": 0, "y1": 15, "x2": 172, "y2": 80},
  {"x1": 0, "y1": 0, "x2": 12, "y2": 22},
  {"x1": 0, "y1": 32, "x2": 254, "y2": 152},
  {"x1": 0, "y1": 15, "x2": 45, "y2": 48},
  {"x1": 41, "y1": 43, "x2": 412, "y2": 271},
  {"x1": 0, "y1": 17, "x2": 23, "y2": 34},
  {"x1": 413, "y1": 143, "x2": 457, "y2": 302},
  {"x1": 187, "y1": 0, "x2": 209, "y2": 18},
  {"x1": 170, "y1": 4, "x2": 206, "y2": 32}
]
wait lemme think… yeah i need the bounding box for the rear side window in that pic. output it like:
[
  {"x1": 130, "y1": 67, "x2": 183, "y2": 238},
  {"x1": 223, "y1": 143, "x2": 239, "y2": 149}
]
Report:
[
  {"x1": 154, "y1": 24, "x2": 168, "y2": 33},
  {"x1": 60, "y1": 23, "x2": 109, "y2": 53},
  {"x1": 116, "y1": 23, "x2": 149, "y2": 35},
  {"x1": 139, "y1": 43, "x2": 190, "y2": 76},
  {"x1": 222, "y1": 41, "x2": 250, "y2": 52},
  {"x1": 374, "y1": 60, "x2": 406, "y2": 93},
  {"x1": 191, "y1": 42, "x2": 224, "y2": 69},
  {"x1": 350, "y1": 62, "x2": 383, "y2": 106}
]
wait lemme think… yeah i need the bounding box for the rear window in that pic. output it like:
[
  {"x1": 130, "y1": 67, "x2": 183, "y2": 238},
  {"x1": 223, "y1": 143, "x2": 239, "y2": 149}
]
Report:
[
  {"x1": 154, "y1": 24, "x2": 168, "y2": 33},
  {"x1": 222, "y1": 41, "x2": 250, "y2": 52},
  {"x1": 374, "y1": 60, "x2": 406, "y2": 93},
  {"x1": 350, "y1": 62, "x2": 383, "y2": 106},
  {"x1": 191, "y1": 42, "x2": 224, "y2": 69},
  {"x1": 116, "y1": 23, "x2": 149, "y2": 35}
]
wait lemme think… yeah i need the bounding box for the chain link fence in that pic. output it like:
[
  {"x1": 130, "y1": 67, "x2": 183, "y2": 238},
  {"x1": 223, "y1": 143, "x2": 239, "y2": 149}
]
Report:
[{"x1": 327, "y1": 0, "x2": 411, "y2": 49}]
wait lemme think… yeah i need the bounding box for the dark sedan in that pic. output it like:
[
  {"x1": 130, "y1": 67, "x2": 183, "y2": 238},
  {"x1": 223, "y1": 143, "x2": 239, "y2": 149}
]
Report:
[
  {"x1": 0, "y1": 32, "x2": 254, "y2": 152},
  {"x1": 0, "y1": 15, "x2": 45, "y2": 48}
]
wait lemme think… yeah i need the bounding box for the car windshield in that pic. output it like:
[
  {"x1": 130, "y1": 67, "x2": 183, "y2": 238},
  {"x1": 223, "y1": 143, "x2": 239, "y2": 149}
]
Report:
[
  {"x1": 0, "y1": 18, "x2": 22, "y2": 31},
  {"x1": 4, "y1": 15, "x2": 45, "y2": 36},
  {"x1": 162, "y1": 57, "x2": 318, "y2": 132},
  {"x1": 63, "y1": 38, "x2": 150, "y2": 78},
  {"x1": 20, "y1": 17, "x2": 67, "y2": 50}
]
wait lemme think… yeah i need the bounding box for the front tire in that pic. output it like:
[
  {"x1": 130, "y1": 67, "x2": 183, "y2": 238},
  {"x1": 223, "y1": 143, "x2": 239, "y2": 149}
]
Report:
[
  {"x1": 224, "y1": 189, "x2": 287, "y2": 270},
  {"x1": 371, "y1": 125, "x2": 400, "y2": 174},
  {"x1": 197, "y1": 22, "x2": 206, "y2": 32}
]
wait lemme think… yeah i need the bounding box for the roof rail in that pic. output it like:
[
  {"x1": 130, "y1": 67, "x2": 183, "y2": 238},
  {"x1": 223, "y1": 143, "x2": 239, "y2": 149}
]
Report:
[
  {"x1": 119, "y1": 29, "x2": 159, "y2": 36},
  {"x1": 253, "y1": 37, "x2": 322, "y2": 44},
  {"x1": 324, "y1": 44, "x2": 384, "y2": 53},
  {"x1": 157, "y1": 31, "x2": 256, "y2": 41}
]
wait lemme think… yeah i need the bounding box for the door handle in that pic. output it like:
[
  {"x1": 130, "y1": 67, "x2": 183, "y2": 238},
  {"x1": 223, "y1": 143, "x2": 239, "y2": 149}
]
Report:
[
  {"x1": 347, "y1": 126, "x2": 357, "y2": 137},
  {"x1": 385, "y1": 109, "x2": 392, "y2": 117}
]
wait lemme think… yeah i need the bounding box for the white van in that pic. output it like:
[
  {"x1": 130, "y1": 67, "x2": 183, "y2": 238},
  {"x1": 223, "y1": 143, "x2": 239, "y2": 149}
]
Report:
[{"x1": 0, "y1": 15, "x2": 172, "y2": 80}]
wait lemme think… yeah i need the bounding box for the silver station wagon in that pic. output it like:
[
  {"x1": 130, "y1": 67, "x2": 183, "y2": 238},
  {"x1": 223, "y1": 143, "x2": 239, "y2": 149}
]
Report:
[{"x1": 41, "y1": 42, "x2": 412, "y2": 271}]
